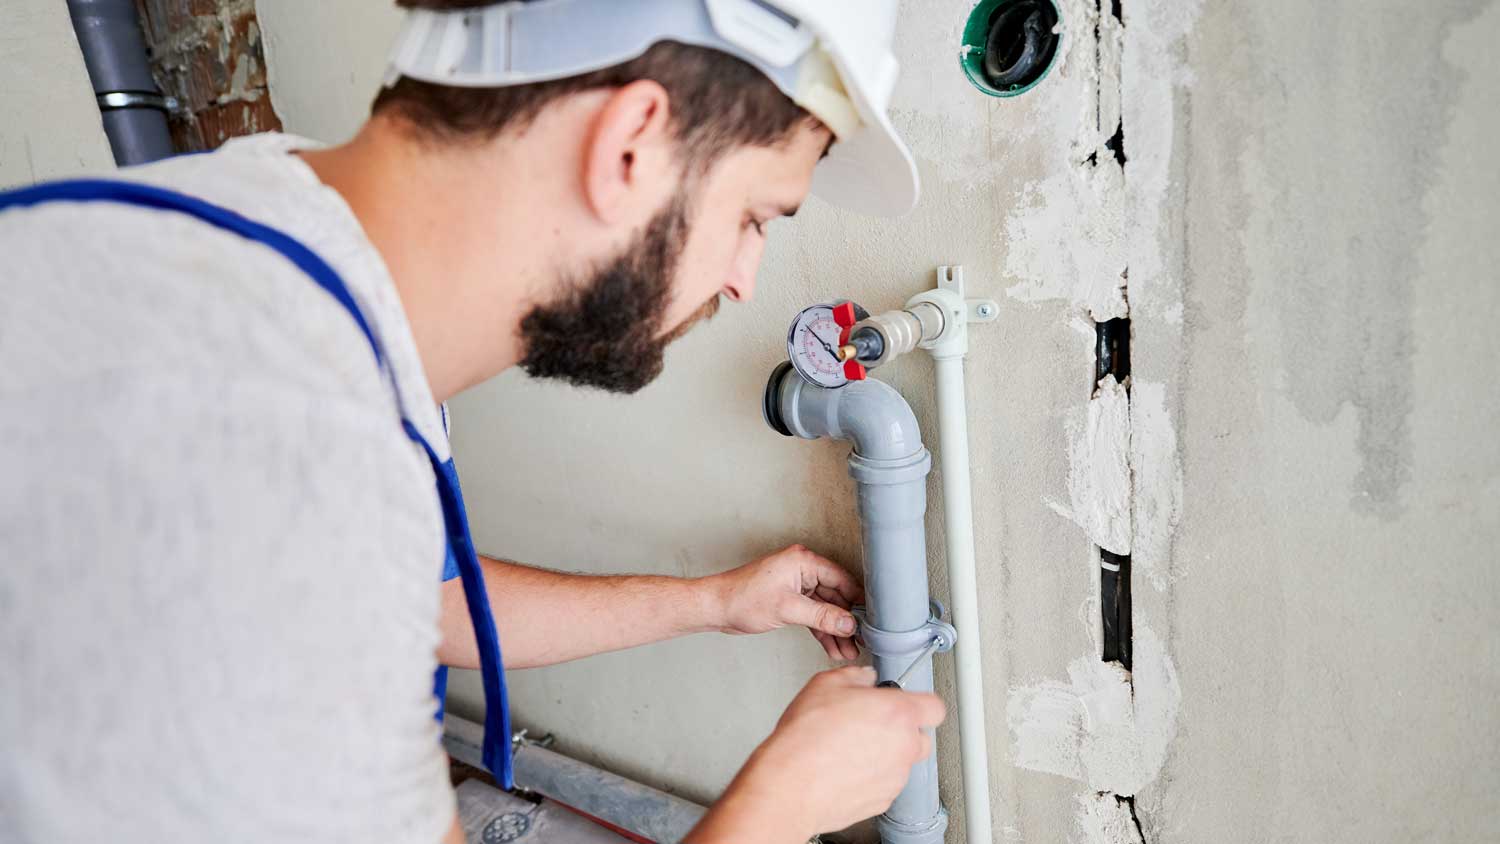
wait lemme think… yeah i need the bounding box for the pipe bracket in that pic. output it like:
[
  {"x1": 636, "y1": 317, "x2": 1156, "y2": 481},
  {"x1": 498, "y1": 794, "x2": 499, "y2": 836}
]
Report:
[
  {"x1": 851, "y1": 602, "x2": 958, "y2": 659},
  {"x1": 97, "y1": 91, "x2": 180, "y2": 114}
]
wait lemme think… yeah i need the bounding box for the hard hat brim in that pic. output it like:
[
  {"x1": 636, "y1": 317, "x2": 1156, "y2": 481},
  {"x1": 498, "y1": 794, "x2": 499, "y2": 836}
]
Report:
[
  {"x1": 383, "y1": 0, "x2": 922, "y2": 218},
  {"x1": 810, "y1": 106, "x2": 920, "y2": 218}
]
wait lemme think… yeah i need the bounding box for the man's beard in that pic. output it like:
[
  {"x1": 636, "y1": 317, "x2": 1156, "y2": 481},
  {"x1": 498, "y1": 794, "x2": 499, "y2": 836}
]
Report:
[{"x1": 518, "y1": 195, "x2": 718, "y2": 394}]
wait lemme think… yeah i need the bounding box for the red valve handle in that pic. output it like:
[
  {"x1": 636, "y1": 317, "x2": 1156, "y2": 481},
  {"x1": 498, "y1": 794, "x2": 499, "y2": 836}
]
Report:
[
  {"x1": 844, "y1": 360, "x2": 867, "y2": 381},
  {"x1": 834, "y1": 302, "x2": 857, "y2": 345}
]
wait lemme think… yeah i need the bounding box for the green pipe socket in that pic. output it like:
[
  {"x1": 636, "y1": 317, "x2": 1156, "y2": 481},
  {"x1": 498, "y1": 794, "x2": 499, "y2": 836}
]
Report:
[{"x1": 959, "y1": 0, "x2": 1062, "y2": 97}]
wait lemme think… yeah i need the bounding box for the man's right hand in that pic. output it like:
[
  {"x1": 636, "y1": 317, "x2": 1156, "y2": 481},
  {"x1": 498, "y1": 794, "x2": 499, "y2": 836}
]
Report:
[{"x1": 685, "y1": 666, "x2": 947, "y2": 843}]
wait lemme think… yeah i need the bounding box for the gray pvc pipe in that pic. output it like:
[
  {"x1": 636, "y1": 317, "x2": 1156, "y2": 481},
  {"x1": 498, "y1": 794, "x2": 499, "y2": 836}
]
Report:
[
  {"x1": 768, "y1": 368, "x2": 948, "y2": 844},
  {"x1": 444, "y1": 714, "x2": 707, "y2": 844},
  {"x1": 67, "y1": 0, "x2": 174, "y2": 165}
]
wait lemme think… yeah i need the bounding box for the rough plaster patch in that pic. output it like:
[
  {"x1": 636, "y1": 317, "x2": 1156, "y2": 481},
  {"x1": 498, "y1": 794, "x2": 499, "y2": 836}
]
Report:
[
  {"x1": 1128, "y1": 381, "x2": 1183, "y2": 590},
  {"x1": 1070, "y1": 316, "x2": 1101, "y2": 365},
  {"x1": 1074, "y1": 794, "x2": 1145, "y2": 844},
  {"x1": 1003, "y1": 162, "x2": 1129, "y2": 321},
  {"x1": 1096, "y1": 9, "x2": 1124, "y2": 144},
  {"x1": 1121, "y1": 0, "x2": 1202, "y2": 325},
  {"x1": 1048, "y1": 375, "x2": 1131, "y2": 554},
  {"x1": 1007, "y1": 625, "x2": 1181, "y2": 796},
  {"x1": 998, "y1": 0, "x2": 1129, "y2": 321}
]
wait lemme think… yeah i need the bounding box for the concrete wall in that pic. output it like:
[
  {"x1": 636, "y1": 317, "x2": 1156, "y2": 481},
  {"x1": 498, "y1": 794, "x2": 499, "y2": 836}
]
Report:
[
  {"x1": 0, "y1": 0, "x2": 113, "y2": 187},
  {"x1": 1129, "y1": 2, "x2": 1500, "y2": 841},
  {"x1": 254, "y1": 1, "x2": 1500, "y2": 841},
  {"x1": 255, "y1": 0, "x2": 401, "y2": 144}
]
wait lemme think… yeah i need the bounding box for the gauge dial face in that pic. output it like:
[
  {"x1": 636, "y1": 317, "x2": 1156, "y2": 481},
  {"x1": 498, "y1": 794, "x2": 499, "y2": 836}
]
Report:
[{"x1": 787, "y1": 304, "x2": 847, "y2": 388}]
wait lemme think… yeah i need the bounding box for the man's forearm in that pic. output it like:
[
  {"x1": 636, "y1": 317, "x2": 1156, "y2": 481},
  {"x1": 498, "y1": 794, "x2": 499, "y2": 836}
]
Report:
[
  {"x1": 683, "y1": 749, "x2": 813, "y2": 844},
  {"x1": 438, "y1": 555, "x2": 723, "y2": 669}
]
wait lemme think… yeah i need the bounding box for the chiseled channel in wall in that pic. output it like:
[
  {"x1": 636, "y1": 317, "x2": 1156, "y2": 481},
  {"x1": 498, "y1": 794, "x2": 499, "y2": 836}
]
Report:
[
  {"x1": 1094, "y1": 1, "x2": 1147, "y2": 837},
  {"x1": 1092, "y1": 0, "x2": 1133, "y2": 675},
  {"x1": 1095, "y1": 316, "x2": 1132, "y2": 671}
]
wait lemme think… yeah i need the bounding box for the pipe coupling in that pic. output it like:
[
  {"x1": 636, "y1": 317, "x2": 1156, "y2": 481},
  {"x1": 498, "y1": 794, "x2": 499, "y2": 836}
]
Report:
[
  {"x1": 879, "y1": 805, "x2": 950, "y2": 844},
  {"x1": 851, "y1": 302, "x2": 946, "y2": 370},
  {"x1": 851, "y1": 603, "x2": 958, "y2": 659}
]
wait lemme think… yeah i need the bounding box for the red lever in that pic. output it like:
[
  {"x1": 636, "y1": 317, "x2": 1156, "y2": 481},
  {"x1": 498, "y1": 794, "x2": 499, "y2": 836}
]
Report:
[
  {"x1": 834, "y1": 303, "x2": 857, "y2": 346},
  {"x1": 844, "y1": 360, "x2": 867, "y2": 381}
]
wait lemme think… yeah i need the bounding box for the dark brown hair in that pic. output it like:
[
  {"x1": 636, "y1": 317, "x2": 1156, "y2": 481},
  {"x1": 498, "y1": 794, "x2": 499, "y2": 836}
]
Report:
[{"x1": 374, "y1": 0, "x2": 818, "y2": 171}]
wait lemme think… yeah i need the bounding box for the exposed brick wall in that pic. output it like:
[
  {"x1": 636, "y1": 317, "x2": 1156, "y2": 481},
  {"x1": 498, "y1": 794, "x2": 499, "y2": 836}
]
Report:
[{"x1": 134, "y1": 0, "x2": 282, "y2": 153}]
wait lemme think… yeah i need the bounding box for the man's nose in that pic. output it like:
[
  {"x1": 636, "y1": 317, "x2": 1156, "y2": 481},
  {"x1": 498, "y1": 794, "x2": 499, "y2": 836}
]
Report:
[
  {"x1": 723, "y1": 259, "x2": 762, "y2": 303},
  {"x1": 724, "y1": 236, "x2": 767, "y2": 303}
]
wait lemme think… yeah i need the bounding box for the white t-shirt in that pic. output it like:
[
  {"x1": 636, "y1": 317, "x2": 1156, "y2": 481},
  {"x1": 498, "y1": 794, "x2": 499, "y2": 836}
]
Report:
[{"x1": 0, "y1": 134, "x2": 458, "y2": 843}]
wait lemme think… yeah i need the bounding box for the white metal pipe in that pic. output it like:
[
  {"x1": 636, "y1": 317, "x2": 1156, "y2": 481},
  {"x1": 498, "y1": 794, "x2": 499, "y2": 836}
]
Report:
[{"x1": 931, "y1": 350, "x2": 994, "y2": 844}]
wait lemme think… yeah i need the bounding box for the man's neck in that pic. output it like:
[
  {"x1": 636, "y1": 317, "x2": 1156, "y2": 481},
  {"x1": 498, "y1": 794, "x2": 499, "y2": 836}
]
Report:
[{"x1": 298, "y1": 121, "x2": 553, "y2": 403}]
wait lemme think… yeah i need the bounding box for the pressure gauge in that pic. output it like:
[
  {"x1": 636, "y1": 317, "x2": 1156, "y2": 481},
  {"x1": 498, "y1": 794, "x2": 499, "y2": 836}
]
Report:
[{"x1": 787, "y1": 301, "x2": 868, "y2": 388}]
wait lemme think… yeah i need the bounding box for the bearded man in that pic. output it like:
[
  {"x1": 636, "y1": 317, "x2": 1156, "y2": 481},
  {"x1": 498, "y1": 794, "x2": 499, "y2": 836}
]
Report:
[{"x1": 0, "y1": 2, "x2": 944, "y2": 842}]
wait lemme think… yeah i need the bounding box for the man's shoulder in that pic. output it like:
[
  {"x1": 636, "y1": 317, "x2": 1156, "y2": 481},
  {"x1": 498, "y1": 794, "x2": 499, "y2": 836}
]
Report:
[
  {"x1": 0, "y1": 136, "x2": 385, "y2": 403},
  {"x1": 114, "y1": 133, "x2": 328, "y2": 229}
]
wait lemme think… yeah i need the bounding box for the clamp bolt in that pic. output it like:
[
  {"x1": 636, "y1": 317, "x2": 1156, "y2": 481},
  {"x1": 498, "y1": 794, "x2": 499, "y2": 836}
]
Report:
[{"x1": 977, "y1": 304, "x2": 995, "y2": 317}]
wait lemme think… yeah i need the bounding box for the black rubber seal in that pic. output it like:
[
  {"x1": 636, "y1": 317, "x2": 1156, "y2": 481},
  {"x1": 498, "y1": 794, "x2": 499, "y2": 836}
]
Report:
[
  {"x1": 851, "y1": 326, "x2": 885, "y2": 363},
  {"x1": 982, "y1": 0, "x2": 1060, "y2": 90},
  {"x1": 763, "y1": 360, "x2": 795, "y2": 437}
]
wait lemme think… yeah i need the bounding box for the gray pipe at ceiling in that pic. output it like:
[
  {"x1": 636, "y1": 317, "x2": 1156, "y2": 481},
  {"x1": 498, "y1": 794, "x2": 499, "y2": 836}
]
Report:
[{"x1": 67, "y1": 0, "x2": 175, "y2": 166}]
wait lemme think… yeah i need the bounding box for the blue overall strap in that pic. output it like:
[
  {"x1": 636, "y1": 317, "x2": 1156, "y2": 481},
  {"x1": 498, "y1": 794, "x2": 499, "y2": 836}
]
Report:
[
  {"x1": 432, "y1": 404, "x2": 460, "y2": 721},
  {"x1": 0, "y1": 178, "x2": 515, "y2": 787},
  {"x1": 406, "y1": 422, "x2": 514, "y2": 783}
]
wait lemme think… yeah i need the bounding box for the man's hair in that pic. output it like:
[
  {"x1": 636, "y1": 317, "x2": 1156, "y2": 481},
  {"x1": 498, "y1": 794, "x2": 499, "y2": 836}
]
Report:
[{"x1": 374, "y1": 0, "x2": 818, "y2": 171}]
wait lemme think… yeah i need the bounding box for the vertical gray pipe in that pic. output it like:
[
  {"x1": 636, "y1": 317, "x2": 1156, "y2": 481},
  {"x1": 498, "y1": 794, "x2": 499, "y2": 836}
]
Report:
[
  {"x1": 764, "y1": 364, "x2": 948, "y2": 844},
  {"x1": 67, "y1": 0, "x2": 175, "y2": 165}
]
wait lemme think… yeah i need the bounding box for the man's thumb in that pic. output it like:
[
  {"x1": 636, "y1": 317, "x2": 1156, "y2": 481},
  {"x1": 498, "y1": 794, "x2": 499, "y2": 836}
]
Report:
[{"x1": 784, "y1": 594, "x2": 858, "y2": 637}]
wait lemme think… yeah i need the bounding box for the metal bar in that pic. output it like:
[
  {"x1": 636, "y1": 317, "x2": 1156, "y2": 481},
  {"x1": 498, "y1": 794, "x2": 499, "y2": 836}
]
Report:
[{"x1": 443, "y1": 715, "x2": 707, "y2": 844}]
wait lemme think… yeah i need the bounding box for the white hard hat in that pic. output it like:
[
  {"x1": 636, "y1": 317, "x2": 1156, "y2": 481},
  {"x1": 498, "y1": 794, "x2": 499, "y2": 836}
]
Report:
[{"x1": 384, "y1": 0, "x2": 919, "y2": 217}]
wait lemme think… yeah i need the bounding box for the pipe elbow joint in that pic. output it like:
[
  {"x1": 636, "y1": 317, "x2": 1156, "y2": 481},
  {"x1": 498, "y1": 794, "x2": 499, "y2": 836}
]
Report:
[{"x1": 764, "y1": 362, "x2": 927, "y2": 466}]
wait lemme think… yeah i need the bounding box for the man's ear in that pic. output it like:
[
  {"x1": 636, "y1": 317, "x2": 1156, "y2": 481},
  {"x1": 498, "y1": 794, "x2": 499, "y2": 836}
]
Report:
[{"x1": 581, "y1": 79, "x2": 675, "y2": 224}]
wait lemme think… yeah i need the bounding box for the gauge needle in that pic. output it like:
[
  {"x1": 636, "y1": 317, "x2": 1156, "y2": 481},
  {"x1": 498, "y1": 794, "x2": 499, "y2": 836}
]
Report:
[{"x1": 815, "y1": 334, "x2": 842, "y2": 362}]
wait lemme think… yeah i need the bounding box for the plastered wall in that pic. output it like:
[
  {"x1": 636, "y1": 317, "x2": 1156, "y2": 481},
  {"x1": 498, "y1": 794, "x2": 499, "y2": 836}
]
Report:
[
  {"x1": 254, "y1": 1, "x2": 1500, "y2": 841},
  {"x1": 0, "y1": 0, "x2": 113, "y2": 187}
]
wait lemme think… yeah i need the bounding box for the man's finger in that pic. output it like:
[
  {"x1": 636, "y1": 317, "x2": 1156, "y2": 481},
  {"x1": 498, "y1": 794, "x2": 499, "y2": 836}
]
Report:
[
  {"x1": 811, "y1": 629, "x2": 843, "y2": 661},
  {"x1": 809, "y1": 583, "x2": 861, "y2": 659},
  {"x1": 781, "y1": 593, "x2": 858, "y2": 637},
  {"x1": 798, "y1": 551, "x2": 864, "y2": 606},
  {"x1": 813, "y1": 584, "x2": 852, "y2": 610}
]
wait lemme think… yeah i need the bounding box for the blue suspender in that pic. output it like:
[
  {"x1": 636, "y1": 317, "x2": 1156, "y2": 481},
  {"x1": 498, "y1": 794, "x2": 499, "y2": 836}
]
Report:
[{"x1": 0, "y1": 179, "x2": 515, "y2": 788}]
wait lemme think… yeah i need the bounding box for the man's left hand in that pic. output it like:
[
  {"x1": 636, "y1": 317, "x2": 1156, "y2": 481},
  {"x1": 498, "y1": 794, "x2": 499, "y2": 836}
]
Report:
[{"x1": 704, "y1": 545, "x2": 864, "y2": 661}]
